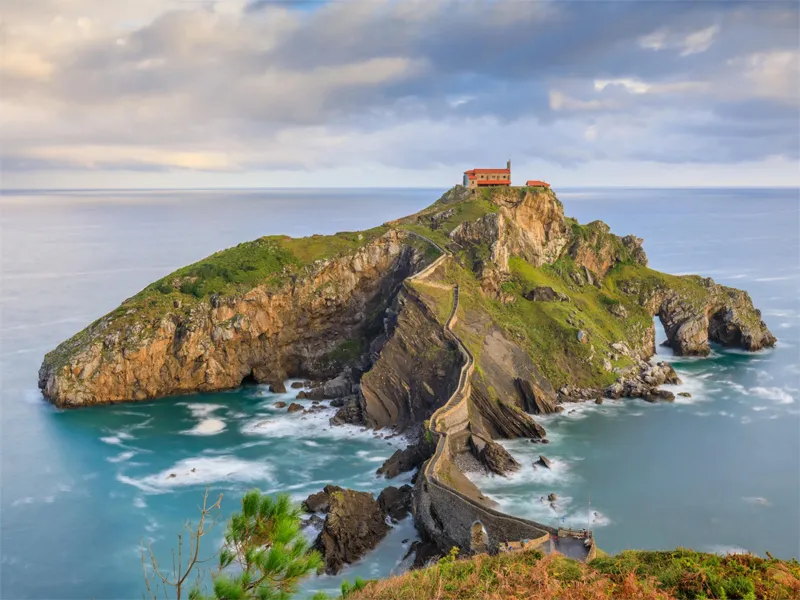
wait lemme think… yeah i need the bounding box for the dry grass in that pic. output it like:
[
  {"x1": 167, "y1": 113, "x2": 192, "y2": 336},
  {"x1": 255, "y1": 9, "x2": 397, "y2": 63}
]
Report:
[
  {"x1": 344, "y1": 549, "x2": 800, "y2": 600},
  {"x1": 345, "y1": 552, "x2": 671, "y2": 600}
]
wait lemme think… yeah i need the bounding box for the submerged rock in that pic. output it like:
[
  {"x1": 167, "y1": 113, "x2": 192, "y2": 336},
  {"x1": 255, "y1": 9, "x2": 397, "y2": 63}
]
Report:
[
  {"x1": 273, "y1": 401, "x2": 287, "y2": 409},
  {"x1": 535, "y1": 455, "x2": 552, "y2": 469}
]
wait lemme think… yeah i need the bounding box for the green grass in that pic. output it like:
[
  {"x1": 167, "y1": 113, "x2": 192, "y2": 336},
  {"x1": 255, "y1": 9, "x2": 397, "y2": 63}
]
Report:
[{"x1": 42, "y1": 227, "x2": 391, "y2": 370}]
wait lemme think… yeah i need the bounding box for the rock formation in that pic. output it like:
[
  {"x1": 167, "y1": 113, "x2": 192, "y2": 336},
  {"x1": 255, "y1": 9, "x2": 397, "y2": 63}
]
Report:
[{"x1": 307, "y1": 485, "x2": 391, "y2": 575}]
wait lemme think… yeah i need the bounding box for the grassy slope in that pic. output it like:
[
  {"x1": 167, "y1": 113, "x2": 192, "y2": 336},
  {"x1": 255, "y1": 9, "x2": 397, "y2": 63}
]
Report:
[
  {"x1": 343, "y1": 548, "x2": 800, "y2": 600},
  {"x1": 43, "y1": 226, "x2": 390, "y2": 369}
]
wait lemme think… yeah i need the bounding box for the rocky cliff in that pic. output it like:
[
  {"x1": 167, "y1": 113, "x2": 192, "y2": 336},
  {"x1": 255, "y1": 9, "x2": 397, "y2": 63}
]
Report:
[
  {"x1": 39, "y1": 229, "x2": 424, "y2": 406},
  {"x1": 40, "y1": 186, "x2": 775, "y2": 422}
]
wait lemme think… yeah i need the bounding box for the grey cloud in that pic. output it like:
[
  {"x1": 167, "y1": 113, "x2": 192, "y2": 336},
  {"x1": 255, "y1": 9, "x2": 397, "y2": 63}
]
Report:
[{"x1": 1, "y1": 0, "x2": 798, "y2": 175}]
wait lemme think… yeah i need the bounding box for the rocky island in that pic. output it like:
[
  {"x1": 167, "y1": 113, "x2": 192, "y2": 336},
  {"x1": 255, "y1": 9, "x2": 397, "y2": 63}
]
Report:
[{"x1": 38, "y1": 185, "x2": 776, "y2": 567}]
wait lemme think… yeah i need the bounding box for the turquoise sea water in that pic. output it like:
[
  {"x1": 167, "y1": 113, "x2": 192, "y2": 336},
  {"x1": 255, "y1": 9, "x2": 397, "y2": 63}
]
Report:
[{"x1": 1, "y1": 188, "x2": 798, "y2": 598}]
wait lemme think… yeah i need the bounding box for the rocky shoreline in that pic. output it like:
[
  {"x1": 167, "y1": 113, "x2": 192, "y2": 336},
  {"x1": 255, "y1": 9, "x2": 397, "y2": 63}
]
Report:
[{"x1": 37, "y1": 185, "x2": 776, "y2": 570}]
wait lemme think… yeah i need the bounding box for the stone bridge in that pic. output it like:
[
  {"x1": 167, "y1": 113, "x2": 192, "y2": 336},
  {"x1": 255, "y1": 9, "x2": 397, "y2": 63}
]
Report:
[{"x1": 403, "y1": 231, "x2": 596, "y2": 561}]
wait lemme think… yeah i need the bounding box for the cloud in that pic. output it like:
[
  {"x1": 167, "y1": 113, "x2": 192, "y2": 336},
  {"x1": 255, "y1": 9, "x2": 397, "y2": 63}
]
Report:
[{"x1": 1, "y1": 0, "x2": 798, "y2": 185}]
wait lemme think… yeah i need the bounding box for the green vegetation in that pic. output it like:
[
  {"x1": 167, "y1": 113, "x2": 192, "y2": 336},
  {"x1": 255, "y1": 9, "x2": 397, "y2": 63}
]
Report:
[
  {"x1": 141, "y1": 490, "x2": 326, "y2": 600},
  {"x1": 343, "y1": 547, "x2": 800, "y2": 600},
  {"x1": 396, "y1": 194, "x2": 498, "y2": 249},
  {"x1": 43, "y1": 227, "x2": 391, "y2": 370}
]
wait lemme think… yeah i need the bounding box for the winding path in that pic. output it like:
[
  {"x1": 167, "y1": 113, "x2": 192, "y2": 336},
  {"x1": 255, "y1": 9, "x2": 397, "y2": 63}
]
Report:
[{"x1": 402, "y1": 230, "x2": 595, "y2": 560}]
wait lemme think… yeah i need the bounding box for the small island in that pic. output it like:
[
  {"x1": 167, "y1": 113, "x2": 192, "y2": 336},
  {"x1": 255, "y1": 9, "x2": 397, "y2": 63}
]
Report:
[{"x1": 38, "y1": 183, "x2": 776, "y2": 566}]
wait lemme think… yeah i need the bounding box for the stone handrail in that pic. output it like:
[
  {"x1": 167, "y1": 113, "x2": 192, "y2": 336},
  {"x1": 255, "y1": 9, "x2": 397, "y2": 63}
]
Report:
[{"x1": 403, "y1": 231, "x2": 570, "y2": 555}]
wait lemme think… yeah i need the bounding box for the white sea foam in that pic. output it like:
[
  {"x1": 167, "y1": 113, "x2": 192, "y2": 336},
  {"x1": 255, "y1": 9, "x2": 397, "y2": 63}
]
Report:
[
  {"x1": 750, "y1": 387, "x2": 794, "y2": 404},
  {"x1": 182, "y1": 403, "x2": 225, "y2": 419},
  {"x1": 100, "y1": 431, "x2": 135, "y2": 446},
  {"x1": 752, "y1": 406, "x2": 769, "y2": 412},
  {"x1": 182, "y1": 418, "x2": 227, "y2": 436},
  {"x1": 133, "y1": 497, "x2": 147, "y2": 509},
  {"x1": 242, "y1": 408, "x2": 407, "y2": 449},
  {"x1": 118, "y1": 456, "x2": 274, "y2": 493},
  {"x1": 107, "y1": 450, "x2": 137, "y2": 463}
]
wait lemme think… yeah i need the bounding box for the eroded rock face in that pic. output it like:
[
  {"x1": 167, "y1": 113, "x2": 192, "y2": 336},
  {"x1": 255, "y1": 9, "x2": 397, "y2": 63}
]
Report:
[
  {"x1": 656, "y1": 284, "x2": 776, "y2": 356},
  {"x1": 514, "y1": 378, "x2": 559, "y2": 415},
  {"x1": 312, "y1": 486, "x2": 390, "y2": 575},
  {"x1": 355, "y1": 289, "x2": 462, "y2": 429},
  {"x1": 39, "y1": 231, "x2": 418, "y2": 407},
  {"x1": 470, "y1": 388, "x2": 546, "y2": 439},
  {"x1": 469, "y1": 434, "x2": 520, "y2": 476}
]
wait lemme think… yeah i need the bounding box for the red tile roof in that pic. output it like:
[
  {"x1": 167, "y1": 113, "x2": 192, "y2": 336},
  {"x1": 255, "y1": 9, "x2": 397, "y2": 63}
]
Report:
[
  {"x1": 464, "y1": 168, "x2": 511, "y2": 174},
  {"x1": 526, "y1": 180, "x2": 550, "y2": 187}
]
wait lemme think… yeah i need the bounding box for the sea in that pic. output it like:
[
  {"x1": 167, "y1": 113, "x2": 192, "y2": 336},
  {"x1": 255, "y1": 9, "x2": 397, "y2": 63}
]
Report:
[{"x1": 1, "y1": 187, "x2": 797, "y2": 599}]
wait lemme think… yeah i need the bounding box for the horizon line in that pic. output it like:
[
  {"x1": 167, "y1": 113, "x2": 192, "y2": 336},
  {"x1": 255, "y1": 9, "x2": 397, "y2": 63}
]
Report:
[{"x1": 3, "y1": 184, "x2": 799, "y2": 193}]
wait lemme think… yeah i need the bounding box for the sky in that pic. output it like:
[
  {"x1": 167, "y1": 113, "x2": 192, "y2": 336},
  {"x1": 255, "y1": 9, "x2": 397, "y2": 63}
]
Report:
[{"x1": 2, "y1": 0, "x2": 799, "y2": 189}]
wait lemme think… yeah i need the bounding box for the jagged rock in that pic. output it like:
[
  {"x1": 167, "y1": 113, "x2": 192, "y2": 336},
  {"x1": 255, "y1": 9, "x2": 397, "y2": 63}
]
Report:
[
  {"x1": 287, "y1": 403, "x2": 304, "y2": 413},
  {"x1": 602, "y1": 359, "x2": 612, "y2": 372},
  {"x1": 377, "y1": 484, "x2": 413, "y2": 522},
  {"x1": 313, "y1": 486, "x2": 390, "y2": 575},
  {"x1": 595, "y1": 397, "x2": 603, "y2": 405},
  {"x1": 377, "y1": 437, "x2": 437, "y2": 479},
  {"x1": 547, "y1": 493, "x2": 558, "y2": 502},
  {"x1": 535, "y1": 455, "x2": 552, "y2": 469},
  {"x1": 296, "y1": 391, "x2": 308, "y2": 400},
  {"x1": 322, "y1": 371, "x2": 354, "y2": 399},
  {"x1": 330, "y1": 395, "x2": 365, "y2": 426},
  {"x1": 609, "y1": 303, "x2": 628, "y2": 318},
  {"x1": 470, "y1": 435, "x2": 520, "y2": 476},
  {"x1": 644, "y1": 389, "x2": 675, "y2": 403},
  {"x1": 274, "y1": 401, "x2": 287, "y2": 409},
  {"x1": 470, "y1": 389, "x2": 546, "y2": 439},
  {"x1": 577, "y1": 330, "x2": 589, "y2": 344},
  {"x1": 329, "y1": 397, "x2": 345, "y2": 408},
  {"x1": 428, "y1": 208, "x2": 455, "y2": 230},
  {"x1": 514, "y1": 378, "x2": 558, "y2": 415},
  {"x1": 303, "y1": 488, "x2": 333, "y2": 513},
  {"x1": 269, "y1": 381, "x2": 286, "y2": 393},
  {"x1": 611, "y1": 342, "x2": 631, "y2": 356},
  {"x1": 678, "y1": 392, "x2": 692, "y2": 398},
  {"x1": 290, "y1": 382, "x2": 304, "y2": 389},
  {"x1": 523, "y1": 286, "x2": 568, "y2": 303}
]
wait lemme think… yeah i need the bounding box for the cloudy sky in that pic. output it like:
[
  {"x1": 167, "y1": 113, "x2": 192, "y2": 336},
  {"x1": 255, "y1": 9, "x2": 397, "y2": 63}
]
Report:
[{"x1": 2, "y1": 0, "x2": 799, "y2": 188}]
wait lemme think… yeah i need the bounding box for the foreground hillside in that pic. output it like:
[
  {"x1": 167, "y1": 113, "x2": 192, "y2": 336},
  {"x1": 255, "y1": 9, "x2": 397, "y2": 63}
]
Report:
[{"x1": 344, "y1": 548, "x2": 800, "y2": 600}]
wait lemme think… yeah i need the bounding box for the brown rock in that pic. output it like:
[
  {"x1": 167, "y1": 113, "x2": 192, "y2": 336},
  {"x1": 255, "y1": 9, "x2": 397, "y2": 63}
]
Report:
[
  {"x1": 290, "y1": 382, "x2": 305, "y2": 389},
  {"x1": 287, "y1": 403, "x2": 304, "y2": 413},
  {"x1": 377, "y1": 437, "x2": 437, "y2": 479},
  {"x1": 313, "y1": 486, "x2": 390, "y2": 575},
  {"x1": 377, "y1": 484, "x2": 413, "y2": 522},
  {"x1": 269, "y1": 381, "x2": 287, "y2": 394},
  {"x1": 274, "y1": 401, "x2": 287, "y2": 408}
]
